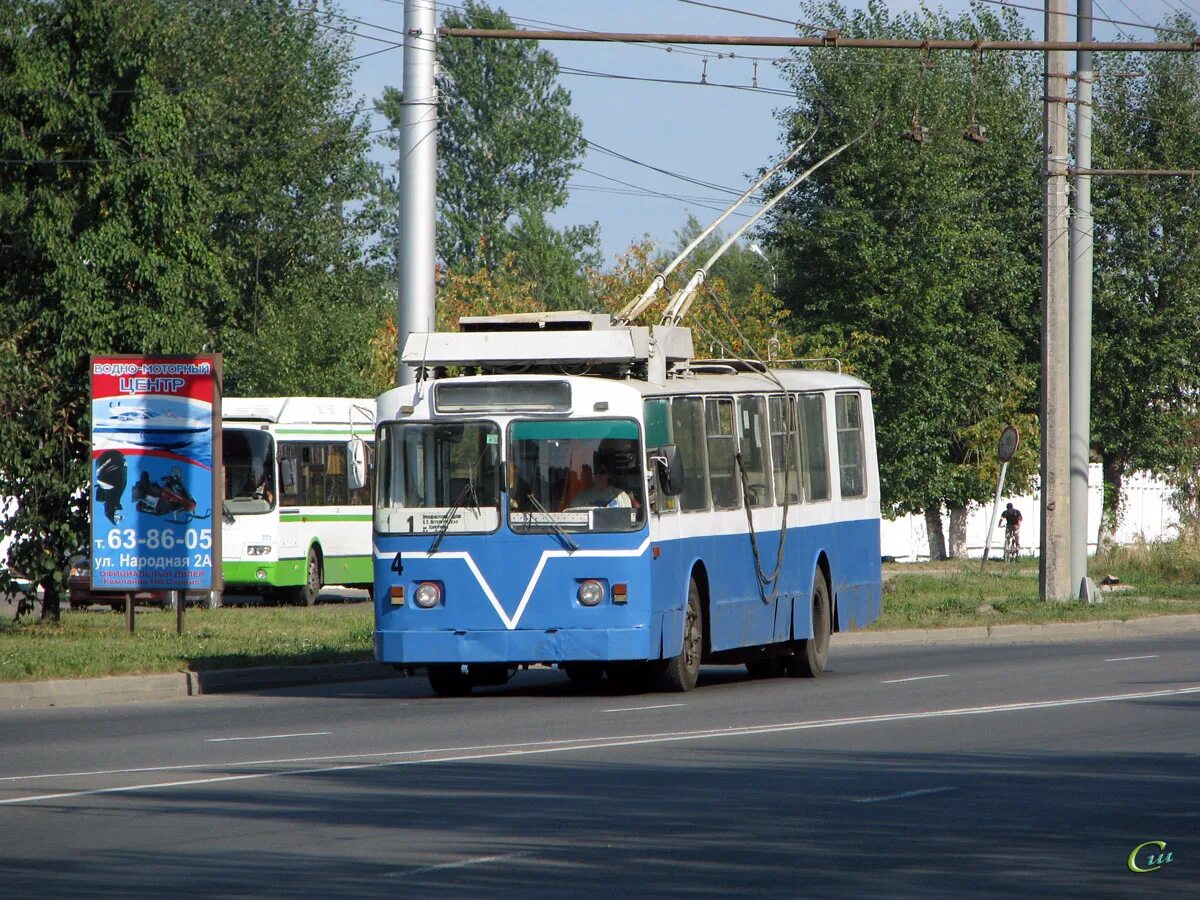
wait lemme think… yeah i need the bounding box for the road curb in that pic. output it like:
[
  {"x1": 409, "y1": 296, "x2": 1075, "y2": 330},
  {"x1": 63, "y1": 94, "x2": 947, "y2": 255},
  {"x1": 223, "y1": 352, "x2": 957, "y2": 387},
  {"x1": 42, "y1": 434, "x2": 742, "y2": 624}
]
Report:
[
  {"x1": 0, "y1": 672, "x2": 192, "y2": 710},
  {"x1": 0, "y1": 662, "x2": 400, "y2": 711},
  {"x1": 188, "y1": 661, "x2": 399, "y2": 695}
]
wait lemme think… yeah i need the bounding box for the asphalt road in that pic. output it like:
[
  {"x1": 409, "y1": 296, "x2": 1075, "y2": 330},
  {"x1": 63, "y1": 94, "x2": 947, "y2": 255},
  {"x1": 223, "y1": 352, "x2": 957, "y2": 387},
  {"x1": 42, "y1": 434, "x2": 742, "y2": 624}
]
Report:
[{"x1": 1, "y1": 633, "x2": 1196, "y2": 899}]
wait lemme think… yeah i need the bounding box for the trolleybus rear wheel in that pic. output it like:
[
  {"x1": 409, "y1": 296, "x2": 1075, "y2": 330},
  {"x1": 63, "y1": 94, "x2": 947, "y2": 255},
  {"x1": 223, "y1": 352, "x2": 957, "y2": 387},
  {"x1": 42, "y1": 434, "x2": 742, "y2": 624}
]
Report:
[
  {"x1": 654, "y1": 578, "x2": 703, "y2": 692},
  {"x1": 788, "y1": 574, "x2": 831, "y2": 678},
  {"x1": 427, "y1": 664, "x2": 473, "y2": 697}
]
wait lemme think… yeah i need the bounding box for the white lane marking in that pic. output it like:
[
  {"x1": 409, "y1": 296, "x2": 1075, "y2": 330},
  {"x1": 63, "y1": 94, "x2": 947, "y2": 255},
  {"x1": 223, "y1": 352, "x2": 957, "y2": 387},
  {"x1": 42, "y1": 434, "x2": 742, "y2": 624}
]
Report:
[
  {"x1": 3, "y1": 684, "x2": 1198, "y2": 807},
  {"x1": 880, "y1": 674, "x2": 951, "y2": 685},
  {"x1": 206, "y1": 732, "x2": 331, "y2": 743},
  {"x1": 386, "y1": 850, "x2": 534, "y2": 879},
  {"x1": 603, "y1": 703, "x2": 687, "y2": 713},
  {"x1": 854, "y1": 786, "x2": 957, "y2": 804},
  {"x1": 1105, "y1": 655, "x2": 1159, "y2": 662}
]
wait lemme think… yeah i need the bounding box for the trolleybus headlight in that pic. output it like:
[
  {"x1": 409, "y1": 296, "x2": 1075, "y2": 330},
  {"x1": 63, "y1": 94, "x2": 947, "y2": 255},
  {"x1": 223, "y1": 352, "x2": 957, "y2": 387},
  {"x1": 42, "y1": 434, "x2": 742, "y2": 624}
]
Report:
[
  {"x1": 413, "y1": 582, "x2": 442, "y2": 609},
  {"x1": 577, "y1": 579, "x2": 605, "y2": 607}
]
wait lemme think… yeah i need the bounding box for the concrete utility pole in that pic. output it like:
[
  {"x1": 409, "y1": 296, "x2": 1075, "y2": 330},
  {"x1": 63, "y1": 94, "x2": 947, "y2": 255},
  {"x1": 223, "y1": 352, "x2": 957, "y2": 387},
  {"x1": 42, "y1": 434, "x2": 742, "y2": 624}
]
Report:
[
  {"x1": 1070, "y1": 0, "x2": 1098, "y2": 602},
  {"x1": 1042, "y1": 0, "x2": 1072, "y2": 601},
  {"x1": 396, "y1": 0, "x2": 438, "y2": 386}
]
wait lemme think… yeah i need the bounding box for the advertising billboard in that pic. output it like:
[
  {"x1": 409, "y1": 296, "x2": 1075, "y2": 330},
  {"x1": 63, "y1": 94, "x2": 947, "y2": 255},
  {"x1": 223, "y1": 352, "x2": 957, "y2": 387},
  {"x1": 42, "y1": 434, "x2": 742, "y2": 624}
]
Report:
[{"x1": 89, "y1": 355, "x2": 222, "y2": 592}]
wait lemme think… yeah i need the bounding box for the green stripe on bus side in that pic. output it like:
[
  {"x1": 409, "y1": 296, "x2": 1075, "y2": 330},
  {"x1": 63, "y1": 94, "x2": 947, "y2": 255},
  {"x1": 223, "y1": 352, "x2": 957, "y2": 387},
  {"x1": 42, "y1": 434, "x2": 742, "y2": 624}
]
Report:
[
  {"x1": 279, "y1": 514, "x2": 372, "y2": 523},
  {"x1": 223, "y1": 555, "x2": 373, "y2": 589}
]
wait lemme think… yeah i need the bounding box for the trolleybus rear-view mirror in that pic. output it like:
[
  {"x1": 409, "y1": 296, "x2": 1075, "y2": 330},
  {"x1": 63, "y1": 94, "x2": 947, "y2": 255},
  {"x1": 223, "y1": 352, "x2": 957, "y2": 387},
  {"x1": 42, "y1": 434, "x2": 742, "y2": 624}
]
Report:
[
  {"x1": 347, "y1": 437, "x2": 368, "y2": 491},
  {"x1": 651, "y1": 445, "x2": 683, "y2": 496}
]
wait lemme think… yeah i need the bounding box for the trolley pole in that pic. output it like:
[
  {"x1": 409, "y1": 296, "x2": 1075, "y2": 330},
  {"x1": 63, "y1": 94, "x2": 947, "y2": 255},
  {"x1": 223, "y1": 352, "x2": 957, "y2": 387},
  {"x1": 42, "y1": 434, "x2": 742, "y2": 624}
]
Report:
[
  {"x1": 1041, "y1": 0, "x2": 1072, "y2": 601},
  {"x1": 396, "y1": 0, "x2": 438, "y2": 386},
  {"x1": 1070, "y1": 0, "x2": 1098, "y2": 602}
]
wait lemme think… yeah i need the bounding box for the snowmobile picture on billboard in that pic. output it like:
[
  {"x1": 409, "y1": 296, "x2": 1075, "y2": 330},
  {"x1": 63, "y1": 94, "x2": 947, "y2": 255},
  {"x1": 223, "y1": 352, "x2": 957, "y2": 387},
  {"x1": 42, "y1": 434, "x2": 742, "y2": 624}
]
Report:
[{"x1": 132, "y1": 467, "x2": 208, "y2": 524}]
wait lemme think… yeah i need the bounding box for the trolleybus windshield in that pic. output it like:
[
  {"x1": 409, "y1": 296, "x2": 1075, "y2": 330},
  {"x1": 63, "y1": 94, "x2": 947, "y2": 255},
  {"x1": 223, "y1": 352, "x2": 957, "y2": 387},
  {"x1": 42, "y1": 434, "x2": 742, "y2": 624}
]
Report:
[
  {"x1": 508, "y1": 419, "x2": 645, "y2": 534},
  {"x1": 375, "y1": 421, "x2": 502, "y2": 535}
]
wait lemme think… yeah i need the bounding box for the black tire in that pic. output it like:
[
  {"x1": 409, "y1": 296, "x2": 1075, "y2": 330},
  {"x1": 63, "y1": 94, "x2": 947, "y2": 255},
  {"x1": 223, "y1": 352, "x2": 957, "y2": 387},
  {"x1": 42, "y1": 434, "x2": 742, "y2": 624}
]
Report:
[
  {"x1": 653, "y1": 577, "x2": 703, "y2": 692},
  {"x1": 427, "y1": 664, "x2": 473, "y2": 697},
  {"x1": 788, "y1": 573, "x2": 831, "y2": 678},
  {"x1": 290, "y1": 549, "x2": 322, "y2": 607},
  {"x1": 745, "y1": 656, "x2": 784, "y2": 679},
  {"x1": 563, "y1": 663, "x2": 606, "y2": 687},
  {"x1": 605, "y1": 661, "x2": 652, "y2": 693},
  {"x1": 468, "y1": 664, "x2": 515, "y2": 688}
]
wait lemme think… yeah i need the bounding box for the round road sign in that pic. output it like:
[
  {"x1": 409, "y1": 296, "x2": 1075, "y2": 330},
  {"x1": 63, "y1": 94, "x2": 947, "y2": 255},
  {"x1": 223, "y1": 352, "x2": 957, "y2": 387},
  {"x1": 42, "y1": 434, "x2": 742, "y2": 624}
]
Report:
[{"x1": 998, "y1": 425, "x2": 1019, "y2": 463}]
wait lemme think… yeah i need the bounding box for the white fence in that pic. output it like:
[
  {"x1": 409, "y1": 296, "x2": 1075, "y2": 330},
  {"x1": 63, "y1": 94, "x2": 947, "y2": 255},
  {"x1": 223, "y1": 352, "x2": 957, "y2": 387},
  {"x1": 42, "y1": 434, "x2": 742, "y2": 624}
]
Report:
[{"x1": 880, "y1": 464, "x2": 1181, "y2": 562}]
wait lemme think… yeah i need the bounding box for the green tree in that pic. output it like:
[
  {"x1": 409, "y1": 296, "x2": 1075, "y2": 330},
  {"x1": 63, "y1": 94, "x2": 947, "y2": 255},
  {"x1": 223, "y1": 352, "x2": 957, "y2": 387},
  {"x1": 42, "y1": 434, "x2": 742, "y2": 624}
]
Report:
[
  {"x1": 0, "y1": 0, "x2": 384, "y2": 618},
  {"x1": 1090, "y1": 19, "x2": 1200, "y2": 543},
  {"x1": 375, "y1": 0, "x2": 599, "y2": 310},
  {"x1": 766, "y1": 0, "x2": 1042, "y2": 557}
]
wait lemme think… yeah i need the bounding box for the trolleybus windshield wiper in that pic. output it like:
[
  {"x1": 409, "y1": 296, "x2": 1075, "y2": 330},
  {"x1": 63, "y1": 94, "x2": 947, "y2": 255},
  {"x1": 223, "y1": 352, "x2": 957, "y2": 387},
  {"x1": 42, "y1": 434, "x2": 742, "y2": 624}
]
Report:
[
  {"x1": 428, "y1": 480, "x2": 474, "y2": 555},
  {"x1": 525, "y1": 494, "x2": 578, "y2": 553}
]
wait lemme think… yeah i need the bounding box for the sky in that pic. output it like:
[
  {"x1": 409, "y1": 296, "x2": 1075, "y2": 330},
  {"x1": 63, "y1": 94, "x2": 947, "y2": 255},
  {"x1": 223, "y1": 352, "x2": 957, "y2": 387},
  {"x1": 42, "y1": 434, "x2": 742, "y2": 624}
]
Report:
[{"x1": 337, "y1": 0, "x2": 1196, "y2": 264}]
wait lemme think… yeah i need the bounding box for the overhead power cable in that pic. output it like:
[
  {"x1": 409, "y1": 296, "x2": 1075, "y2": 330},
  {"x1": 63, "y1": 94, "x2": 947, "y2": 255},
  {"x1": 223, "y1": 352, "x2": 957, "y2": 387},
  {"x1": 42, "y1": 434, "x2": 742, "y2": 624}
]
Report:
[
  {"x1": 673, "y1": 0, "x2": 825, "y2": 34},
  {"x1": 980, "y1": 0, "x2": 1197, "y2": 39}
]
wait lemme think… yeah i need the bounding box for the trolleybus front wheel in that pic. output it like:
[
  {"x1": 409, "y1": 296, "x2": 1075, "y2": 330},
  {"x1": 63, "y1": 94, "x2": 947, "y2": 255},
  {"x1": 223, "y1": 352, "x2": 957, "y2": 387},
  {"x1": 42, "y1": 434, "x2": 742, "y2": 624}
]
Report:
[
  {"x1": 426, "y1": 664, "x2": 473, "y2": 697},
  {"x1": 788, "y1": 574, "x2": 831, "y2": 678},
  {"x1": 654, "y1": 578, "x2": 703, "y2": 692}
]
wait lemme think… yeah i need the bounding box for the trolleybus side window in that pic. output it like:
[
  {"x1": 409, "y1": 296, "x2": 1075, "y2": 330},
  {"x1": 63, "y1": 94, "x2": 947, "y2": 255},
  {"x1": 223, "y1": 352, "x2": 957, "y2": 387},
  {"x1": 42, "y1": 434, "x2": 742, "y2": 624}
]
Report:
[
  {"x1": 706, "y1": 397, "x2": 740, "y2": 509},
  {"x1": 835, "y1": 392, "x2": 867, "y2": 499},
  {"x1": 797, "y1": 393, "x2": 830, "y2": 502},
  {"x1": 768, "y1": 394, "x2": 800, "y2": 505},
  {"x1": 670, "y1": 396, "x2": 709, "y2": 512},
  {"x1": 736, "y1": 394, "x2": 773, "y2": 508}
]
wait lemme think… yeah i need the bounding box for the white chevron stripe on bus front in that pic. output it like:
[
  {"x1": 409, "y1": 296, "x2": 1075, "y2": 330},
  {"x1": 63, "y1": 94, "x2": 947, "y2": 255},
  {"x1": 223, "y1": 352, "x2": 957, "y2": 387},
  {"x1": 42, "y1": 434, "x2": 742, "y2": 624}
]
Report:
[{"x1": 376, "y1": 535, "x2": 654, "y2": 630}]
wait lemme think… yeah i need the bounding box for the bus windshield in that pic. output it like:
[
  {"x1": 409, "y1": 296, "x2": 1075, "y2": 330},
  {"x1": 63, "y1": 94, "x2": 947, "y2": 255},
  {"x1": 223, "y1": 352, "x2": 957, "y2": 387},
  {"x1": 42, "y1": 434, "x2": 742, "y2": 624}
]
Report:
[
  {"x1": 376, "y1": 421, "x2": 502, "y2": 535},
  {"x1": 223, "y1": 429, "x2": 276, "y2": 514},
  {"x1": 509, "y1": 419, "x2": 645, "y2": 534}
]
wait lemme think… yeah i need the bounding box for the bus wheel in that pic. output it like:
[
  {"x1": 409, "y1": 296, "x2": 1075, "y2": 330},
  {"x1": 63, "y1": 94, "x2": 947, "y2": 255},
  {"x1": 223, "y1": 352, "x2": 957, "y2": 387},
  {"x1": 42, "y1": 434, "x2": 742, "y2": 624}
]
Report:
[
  {"x1": 291, "y1": 549, "x2": 322, "y2": 607},
  {"x1": 788, "y1": 574, "x2": 831, "y2": 678},
  {"x1": 427, "y1": 664, "x2": 473, "y2": 697},
  {"x1": 468, "y1": 664, "x2": 515, "y2": 687},
  {"x1": 563, "y1": 663, "x2": 605, "y2": 687},
  {"x1": 745, "y1": 656, "x2": 784, "y2": 679},
  {"x1": 654, "y1": 578, "x2": 703, "y2": 692}
]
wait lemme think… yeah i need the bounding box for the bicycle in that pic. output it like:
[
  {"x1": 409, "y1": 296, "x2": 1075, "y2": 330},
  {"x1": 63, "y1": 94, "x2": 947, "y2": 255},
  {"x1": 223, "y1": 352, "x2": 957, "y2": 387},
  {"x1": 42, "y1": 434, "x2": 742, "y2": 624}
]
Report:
[{"x1": 1003, "y1": 525, "x2": 1020, "y2": 562}]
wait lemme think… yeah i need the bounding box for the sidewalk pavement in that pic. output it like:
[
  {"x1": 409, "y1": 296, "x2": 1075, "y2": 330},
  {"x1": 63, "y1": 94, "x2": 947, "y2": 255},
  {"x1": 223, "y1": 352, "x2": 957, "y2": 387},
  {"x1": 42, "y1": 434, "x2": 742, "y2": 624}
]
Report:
[{"x1": 3, "y1": 613, "x2": 1199, "y2": 711}]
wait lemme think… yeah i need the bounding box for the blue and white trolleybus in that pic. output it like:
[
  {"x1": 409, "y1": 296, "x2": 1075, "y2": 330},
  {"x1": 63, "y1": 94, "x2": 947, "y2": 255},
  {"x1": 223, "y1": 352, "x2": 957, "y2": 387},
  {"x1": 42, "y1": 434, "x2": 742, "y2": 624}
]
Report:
[{"x1": 372, "y1": 312, "x2": 881, "y2": 695}]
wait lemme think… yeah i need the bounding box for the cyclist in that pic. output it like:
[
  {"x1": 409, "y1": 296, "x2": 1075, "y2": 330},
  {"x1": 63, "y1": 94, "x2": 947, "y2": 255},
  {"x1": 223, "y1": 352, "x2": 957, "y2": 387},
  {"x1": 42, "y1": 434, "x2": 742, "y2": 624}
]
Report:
[{"x1": 1000, "y1": 503, "x2": 1022, "y2": 559}]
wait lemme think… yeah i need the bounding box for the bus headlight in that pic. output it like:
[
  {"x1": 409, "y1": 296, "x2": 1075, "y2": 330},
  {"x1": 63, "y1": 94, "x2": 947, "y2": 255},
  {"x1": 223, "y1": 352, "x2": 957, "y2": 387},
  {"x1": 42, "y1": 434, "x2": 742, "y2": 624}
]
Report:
[
  {"x1": 577, "y1": 579, "x2": 605, "y2": 607},
  {"x1": 413, "y1": 582, "x2": 442, "y2": 609}
]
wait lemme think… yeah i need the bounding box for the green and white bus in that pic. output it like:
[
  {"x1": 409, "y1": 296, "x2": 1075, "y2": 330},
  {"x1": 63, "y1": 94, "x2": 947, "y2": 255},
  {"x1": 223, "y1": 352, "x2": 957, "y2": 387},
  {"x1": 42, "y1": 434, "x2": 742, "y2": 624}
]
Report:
[{"x1": 221, "y1": 397, "x2": 374, "y2": 605}]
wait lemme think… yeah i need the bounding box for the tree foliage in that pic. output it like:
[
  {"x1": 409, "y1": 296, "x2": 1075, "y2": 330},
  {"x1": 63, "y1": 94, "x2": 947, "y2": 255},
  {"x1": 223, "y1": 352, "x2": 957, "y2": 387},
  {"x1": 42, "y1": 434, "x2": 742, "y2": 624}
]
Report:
[
  {"x1": 1090, "y1": 17, "x2": 1200, "y2": 534},
  {"x1": 0, "y1": 0, "x2": 384, "y2": 617},
  {"x1": 375, "y1": 0, "x2": 599, "y2": 310},
  {"x1": 766, "y1": 0, "x2": 1042, "y2": 522}
]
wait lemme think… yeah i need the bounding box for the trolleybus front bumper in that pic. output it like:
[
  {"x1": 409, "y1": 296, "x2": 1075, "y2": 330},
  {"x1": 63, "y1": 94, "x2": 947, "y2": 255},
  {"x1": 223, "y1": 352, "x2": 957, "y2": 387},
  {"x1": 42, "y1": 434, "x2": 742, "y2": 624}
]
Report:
[{"x1": 374, "y1": 625, "x2": 652, "y2": 665}]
